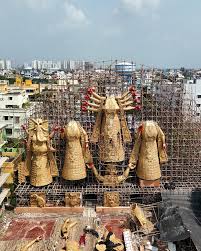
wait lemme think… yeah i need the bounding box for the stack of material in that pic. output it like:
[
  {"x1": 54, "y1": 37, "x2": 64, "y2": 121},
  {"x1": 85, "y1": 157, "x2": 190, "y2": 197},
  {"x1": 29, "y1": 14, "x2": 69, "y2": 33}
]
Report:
[
  {"x1": 160, "y1": 190, "x2": 201, "y2": 251},
  {"x1": 123, "y1": 229, "x2": 135, "y2": 251},
  {"x1": 0, "y1": 157, "x2": 10, "y2": 206},
  {"x1": 0, "y1": 157, "x2": 9, "y2": 174}
]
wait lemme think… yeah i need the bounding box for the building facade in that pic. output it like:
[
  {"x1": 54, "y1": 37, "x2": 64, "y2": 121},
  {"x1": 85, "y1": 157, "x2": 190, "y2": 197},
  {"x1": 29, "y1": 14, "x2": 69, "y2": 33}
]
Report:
[
  {"x1": 184, "y1": 79, "x2": 201, "y2": 118},
  {"x1": 0, "y1": 89, "x2": 32, "y2": 138}
]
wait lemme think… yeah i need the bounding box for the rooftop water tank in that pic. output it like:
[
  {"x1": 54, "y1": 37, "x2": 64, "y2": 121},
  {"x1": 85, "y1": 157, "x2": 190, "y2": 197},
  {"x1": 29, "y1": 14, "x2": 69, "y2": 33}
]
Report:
[{"x1": 115, "y1": 62, "x2": 135, "y2": 75}]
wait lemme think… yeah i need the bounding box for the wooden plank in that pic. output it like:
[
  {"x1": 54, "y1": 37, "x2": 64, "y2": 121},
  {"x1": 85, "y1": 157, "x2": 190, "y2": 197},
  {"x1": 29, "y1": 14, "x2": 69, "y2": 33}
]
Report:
[
  {"x1": 0, "y1": 157, "x2": 9, "y2": 168},
  {"x1": 0, "y1": 188, "x2": 10, "y2": 205},
  {"x1": 96, "y1": 206, "x2": 130, "y2": 214},
  {"x1": 0, "y1": 173, "x2": 10, "y2": 187},
  {"x1": 14, "y1": 207, "x2": 84, "y2": 214}
]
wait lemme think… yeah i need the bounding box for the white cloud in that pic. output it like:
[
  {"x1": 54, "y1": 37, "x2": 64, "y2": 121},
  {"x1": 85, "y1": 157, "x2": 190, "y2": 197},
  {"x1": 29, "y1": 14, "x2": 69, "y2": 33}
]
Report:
[
  {"x1": 63, "y1": 1, "x2": 89, "y2": 27},
  {"x1": 121, "y1": 0, "x2": 160, "y2": 13},
  {"x1": 25, "y1": 0, "x2": 51, "y2": 10},
  {"x1": 19, "y1": 0, "x2": 89, "y2": 29}
]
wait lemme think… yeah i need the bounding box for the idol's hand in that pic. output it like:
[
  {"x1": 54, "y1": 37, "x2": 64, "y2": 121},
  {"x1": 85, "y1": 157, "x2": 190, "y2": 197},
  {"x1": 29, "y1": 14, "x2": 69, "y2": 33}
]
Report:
[{"x1": 128, "y1": 163, "x2": 136, "y2": 170}]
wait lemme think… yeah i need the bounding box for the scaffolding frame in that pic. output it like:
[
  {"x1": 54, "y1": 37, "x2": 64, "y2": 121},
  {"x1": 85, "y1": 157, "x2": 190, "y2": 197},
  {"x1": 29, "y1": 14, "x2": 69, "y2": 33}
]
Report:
[{"x1": 15, "y1": 61, "x2": 201, "y2": 207}]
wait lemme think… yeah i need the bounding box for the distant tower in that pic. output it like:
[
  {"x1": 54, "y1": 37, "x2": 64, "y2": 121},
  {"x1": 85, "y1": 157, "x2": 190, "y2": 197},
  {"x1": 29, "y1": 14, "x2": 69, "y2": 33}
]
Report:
[
  {"x1": 5, "y1": 60, "x2": 12, "y2": 70},
  {"x1": 115, "y1": 62, "x2": 135, "y2": 84},
  {"x1": 0, "y1": 59, "x2": 5, "y2": 70}
]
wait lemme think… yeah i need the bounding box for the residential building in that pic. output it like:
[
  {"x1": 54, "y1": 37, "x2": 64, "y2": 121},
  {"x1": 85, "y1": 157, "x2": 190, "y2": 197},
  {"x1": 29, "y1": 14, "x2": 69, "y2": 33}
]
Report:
[
  {"x1": 14, "y1": 77, "x2": 39, "y2": 98},
  {"x1": 62, "y1": 60, "x2": 85, "y2": 71},
  {"x1": 0, "y1": 89, "x2": 32, "y2": 138},
  {"x1": 37, "y1": 60, "x2": 42, "y2": 70},
  {"x1": 32, "y1": 60, "x2": 38, "y2": 70},
  {"x1": 0, "y1": 151, "x2": 22, "y2": 208},
  {"x1": 184, "y1": 79, "x2": 201, "y2": 118},
  {"x1": 0, "y1": 157, "x2": 10, "y2": 207},
  {"x1": 5, "y1": 60, "x2": 12, "y2": 70},
  {"x1": 74, "y1": 61, "x2": 85, "y2": 71},
  {"x1": 0, "y1": 60, "x2": 5, "y2": 70},
  {"x1": 0, "y1": 125, "x2": 7, "y2": 149},
  {"x1": 85, "y1": 61, "x2": 94, "y2": 71},
  {"x1": 62, "y1": 60, "x2": 76, "y2": 71},
  {"x1": 69, "y1": 60, "x2": 75, "y2": 70},
  {"x1": 63, "y1": 60, "x2": 69, "y2": 70},
  {"x1": 52, "y1": 61, "x2": 61, "y2": 70},
  {"x1": 0, "y1": 59, "x2": 12, "y2": 70},
  {"x1": 32, "y1": 60, "x2": 42, "y2": 70},
  {"x1": 31, "y1": 60, "x2": 62, "y2": 70},
  {"x1": 31, "y1": 59, "x2": 87, "y2": 71}
]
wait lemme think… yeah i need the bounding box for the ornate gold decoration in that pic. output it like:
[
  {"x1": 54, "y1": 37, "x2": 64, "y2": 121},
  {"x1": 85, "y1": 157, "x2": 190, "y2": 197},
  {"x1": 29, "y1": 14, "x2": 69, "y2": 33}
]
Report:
[
  {"x1": 129, "y1": 120, "x2": 168, "y2": 181},
  {"x1": 61, "y1": 218, "x2": 78, "y2": 239},
  {"x1": 24, "y1": 118, "x2": 58, "y2": 187},
  {"x1": 30, "y1": 193, "x2": 46, "y2": 207},
  {"x1": 108, "y1": 234, "x2": 124, "y2": 251},
  {"x1": 95, "y1": 229, "x2": 124, "y2": 251},
  {"x1": 20, "y1": 236, "x2": 42, "y2": 251},
  {"x1": 86, "y1": 90, "x2": 134, "y2": 163},
  {"x1": 92, "y1": 164, "x2": 131, "y2": 187},
  {"x1": 104, "y1": 192, "x2": 120, "y2": 207},
  {"x1": 59, "y1": 218, "x2": 80, "y2": 251},
  {"x1": 65, "y1": 192, "x2": 82, "y2": 207},
  {"x1": 18, "y1": 161, "x2": 28, "y2": 184},
  {"x1": 131, "y1": 204, "x2": 154, "y2": 234},
  {"x1": 62, "y1": 120, "x2": 92, "y2": 181}
]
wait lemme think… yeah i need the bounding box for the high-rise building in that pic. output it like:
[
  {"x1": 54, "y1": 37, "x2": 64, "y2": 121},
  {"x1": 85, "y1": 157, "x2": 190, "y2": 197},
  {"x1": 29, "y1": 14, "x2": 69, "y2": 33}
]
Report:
[
  {"x1": 5, "y1": 60, "x2": 12, "y2": 70},
  {"x1": 31, "y1": 59, "x2": 84, "y2": 71},
  {"x1": 85, "y1": 61, "x2": 94, "y2": 71},
  {"x1": 52, "y1": 61, "x2": 61, "y2": 70},
  {"x1": 32, "y1": 60, "x2": 38, "y2": 70},
  {"x1": 0, "y1": 59, "x2": 12, "y2": 70},
  {"x1": 37, "y1": 61, "x2": 42, "y2": 70},
  {"x1": 0, "y1": 89, "x2": 33, "y2": 138},
  {"x1": 0, "y1": 60, "x2": 5, "y2": 70},
  {"x1": 74, "y1": 61, "x2": 85, "y2": 71},
  {"x1": 63, "y1": 60, "x2": 69, "y2": 70},
  {"x1": 185, "y1": 79, "x2": 201, "y2": 118},
  {"x1": 70, "y1": 61, "x2": 75, "y2": 70}
]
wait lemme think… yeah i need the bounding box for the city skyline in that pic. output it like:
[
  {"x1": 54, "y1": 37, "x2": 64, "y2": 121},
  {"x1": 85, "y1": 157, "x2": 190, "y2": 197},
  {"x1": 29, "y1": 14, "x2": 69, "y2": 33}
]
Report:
[{"x1": 1, "y1": 0, "x2": 201, "y2": 68}]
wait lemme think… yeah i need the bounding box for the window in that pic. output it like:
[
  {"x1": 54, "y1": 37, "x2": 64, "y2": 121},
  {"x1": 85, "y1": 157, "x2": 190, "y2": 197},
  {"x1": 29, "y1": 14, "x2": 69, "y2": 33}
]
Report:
[
  {"x1": 197, "y1": 104, "x2": 201, "y2": 107},
  {"x1": 6, "y1": 105, "x2": 19, "y2": 108},
  {"x1": 15, "y1": 117, "x2": 20, "y2": 124},
  {"x1": 5, "y1": 128, "x2": 12, "y2": 135},
  {"x1": 189, "y1": 79, "x2": 196, "y2": 84},
  {"x1": 4, "y1": 116, "x2": 8, "y2": 120},
  {"x1": 197, "y1": 95, "x2": 201, "y2": 98},
  {"x1": 8, "y1": 97, "x2": 13, "y2": 100}
]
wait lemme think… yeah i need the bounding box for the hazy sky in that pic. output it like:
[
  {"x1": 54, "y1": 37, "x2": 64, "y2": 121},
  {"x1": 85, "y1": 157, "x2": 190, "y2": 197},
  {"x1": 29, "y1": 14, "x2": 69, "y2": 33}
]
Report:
[{"x1": 0, "y1": 0, "x2": 201, "y2": 68}]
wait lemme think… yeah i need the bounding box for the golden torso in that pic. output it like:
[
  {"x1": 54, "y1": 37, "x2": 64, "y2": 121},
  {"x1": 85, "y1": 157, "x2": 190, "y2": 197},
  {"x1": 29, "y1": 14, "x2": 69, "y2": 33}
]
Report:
[
  {"x1": 29, "y1": 133, "x2": 52, "y2": 186},
  {"x1": 31, "y1": 134, "x2": 48, "y2": 153},
  {"x1": 137, "y1": 121, "x2": 161, "y2": 180},
  {"x1": 62, "y1": 122, "x2": 86, "y2": 181},
  {"x1": 100, "y1": 112, "x2": 124, "y2": 162}
]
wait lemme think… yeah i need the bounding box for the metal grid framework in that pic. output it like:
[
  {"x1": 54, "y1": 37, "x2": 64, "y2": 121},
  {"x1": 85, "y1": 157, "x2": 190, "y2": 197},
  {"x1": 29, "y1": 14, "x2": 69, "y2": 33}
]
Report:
[
  {"x1": 141, "y1": 79, "x2": 201, "y2": 183},
  {"x1": 15, "y1": 63, "x2": 201, "y2": 206}
]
